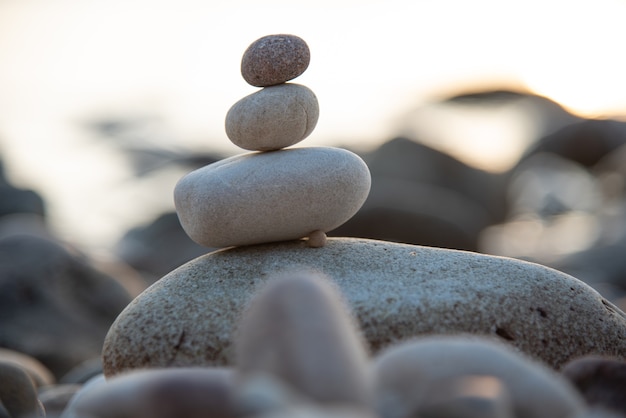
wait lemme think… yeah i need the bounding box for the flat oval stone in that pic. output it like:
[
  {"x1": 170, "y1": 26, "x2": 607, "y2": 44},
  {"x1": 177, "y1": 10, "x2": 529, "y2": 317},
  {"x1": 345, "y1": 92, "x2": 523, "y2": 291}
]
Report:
[
  {"x1": 102, "y1": 238, "x2": 626, "y2": 377},
  {"x1": 225, "y1": 83, "x2": 319, "y2": 151},
  {"x1": 241, "y1": 34, "x2": 310, "y2": 87},
  {"x1": 174, "y1": 147, "x2": 371, "y2": 248}
]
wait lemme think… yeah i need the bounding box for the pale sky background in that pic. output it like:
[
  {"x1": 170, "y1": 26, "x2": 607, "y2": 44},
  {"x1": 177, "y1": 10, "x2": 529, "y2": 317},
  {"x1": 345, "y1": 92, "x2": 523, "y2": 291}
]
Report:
[{"x1": 1, "y1": 0, "x2": 625, "y2": 252}]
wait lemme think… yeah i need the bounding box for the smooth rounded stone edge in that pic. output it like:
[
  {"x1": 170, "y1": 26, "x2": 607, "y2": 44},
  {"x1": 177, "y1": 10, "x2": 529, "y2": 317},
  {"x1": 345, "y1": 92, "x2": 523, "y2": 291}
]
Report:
[
  {"x1": 61, "y1": 368, "x2": 235, "y2": 418},
  {"x1": 235, "y1": 271, "x2": 372, "y2": 407},
  {"x1": 0, "y1": 348, "x2": 55, "y2": 387},
  {"x1": 102, "y1": 238, "x2": 626, "y2": 377},
  {"x1": 414, "y1": 375, "x2": 514, "y2": 418},
  {"x1": 38, "y1": 384, "x2": 82, "y2": 417},
  {"x1": 60, "y1": 374, "x2": 106, "y2": 418},
  {"x1": 372, "y1": 335, "x2": 584, "y2": 418},
  {"x1": 225, "y1": 83, "x2": 319, "y2": 151},
  {"x1": 174, "y1": 147, "x2": 371, "y2": 248}
]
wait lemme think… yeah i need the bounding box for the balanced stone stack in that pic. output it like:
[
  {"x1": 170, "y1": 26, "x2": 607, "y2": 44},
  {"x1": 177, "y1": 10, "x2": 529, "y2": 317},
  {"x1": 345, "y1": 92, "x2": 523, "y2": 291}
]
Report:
[
  {"x1": 101, "y1": 35, "x2": 626, "y2": 416},
  {"x1": 174, "y1": 34, "x2": 371, "y2": 249}
]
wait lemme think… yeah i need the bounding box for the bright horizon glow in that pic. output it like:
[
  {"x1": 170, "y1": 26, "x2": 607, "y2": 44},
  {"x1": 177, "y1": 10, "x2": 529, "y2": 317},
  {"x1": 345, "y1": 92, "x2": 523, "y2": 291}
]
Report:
[
  {"x1": 0, "y1": 0, "x2": 625, "y2": 250},
  {"x1": 515, "y1": 0, "x2": 626, "y2": 118}
]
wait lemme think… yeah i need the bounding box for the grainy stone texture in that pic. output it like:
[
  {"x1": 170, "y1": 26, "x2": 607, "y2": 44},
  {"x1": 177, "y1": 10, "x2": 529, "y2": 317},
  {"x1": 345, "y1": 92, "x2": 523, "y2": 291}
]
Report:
[
  {"x1": 174, "y1": 148, "x2": 371, "y2": 248},
  {"x1": 372, "y1": 336, "x2": 584, "y2": 418},
  {"x1": 225, "y1": 83, "x2": 319, "y2": 151},
  {"x1": 241, "y1": 34, "x2": 310, "y2": 87},
  {"x1": 102, "y1": 238, "x2": 626, "y2": 377}
]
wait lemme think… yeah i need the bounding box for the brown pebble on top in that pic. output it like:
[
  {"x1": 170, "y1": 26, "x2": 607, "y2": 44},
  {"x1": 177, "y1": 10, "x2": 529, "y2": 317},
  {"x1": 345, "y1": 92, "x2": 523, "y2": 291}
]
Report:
[{"x1": 241, "y1": 34, "x2": 310, "y2": 87}]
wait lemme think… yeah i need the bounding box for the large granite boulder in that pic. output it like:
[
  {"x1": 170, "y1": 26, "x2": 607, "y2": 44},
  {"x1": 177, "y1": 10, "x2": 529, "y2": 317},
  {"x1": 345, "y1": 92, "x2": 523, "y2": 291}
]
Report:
[{"x1": 102, "y1": 238, "x2": 626, "y2": 377}]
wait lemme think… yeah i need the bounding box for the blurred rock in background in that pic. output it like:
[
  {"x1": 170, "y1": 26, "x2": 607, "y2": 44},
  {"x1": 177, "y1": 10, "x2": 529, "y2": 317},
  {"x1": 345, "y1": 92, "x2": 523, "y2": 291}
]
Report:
[
  {"x1": 84, "y1": 116, "x2": 222, "y2": 281},
  {"x1": 115, "y1": 212, "x2": 210, "y2": 282},
  {"x1": 330, "y1": 137, "x2": 506, "y2": 252},
  {"x1": 0, "y1": 158, "x2": 46, "y2": 220},
  {"x1": 0, "y1": 232, "x2": 144, "y2": 379},
  {"x1": 0, "y1": 158, "x2": 145, "y2": 379}
]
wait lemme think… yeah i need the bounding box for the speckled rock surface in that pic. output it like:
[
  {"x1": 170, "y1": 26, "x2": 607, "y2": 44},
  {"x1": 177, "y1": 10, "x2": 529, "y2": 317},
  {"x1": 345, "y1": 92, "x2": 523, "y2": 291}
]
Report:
[
  {"x1": 225, "y1": 83, "x2": 319, "y2": 151},
  {"x1": 174, "y1": 148, "x2": 370, "y2": 248},
  {"x1": 241, "y1": 34, "x2": 310, "y2": 87},
  {"x1": 102, "y1": 238, "x2": 626, "y2": 377}
]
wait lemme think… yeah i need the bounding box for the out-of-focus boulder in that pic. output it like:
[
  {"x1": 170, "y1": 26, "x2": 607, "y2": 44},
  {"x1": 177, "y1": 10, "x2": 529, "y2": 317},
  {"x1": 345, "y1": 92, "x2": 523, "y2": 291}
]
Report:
[
  {"x1": 521, "y1": 119, "x2": 626, "y2": 168},
  {"x1": 331, "y1": 137, "x2": 506, "y2": 251},
  {"x1": 0, "y1": 234, "x2": 137, "y2": 378},
  {"x1": 115, "y1": 212, "x2": 210, "y2": 282}
]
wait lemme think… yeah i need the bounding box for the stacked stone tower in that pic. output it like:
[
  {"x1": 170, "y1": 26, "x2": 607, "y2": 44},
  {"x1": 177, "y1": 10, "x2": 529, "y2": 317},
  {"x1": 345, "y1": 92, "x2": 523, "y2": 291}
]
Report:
[{"x1": 174, "y1": 34, "x2": 371, "y2": 249}]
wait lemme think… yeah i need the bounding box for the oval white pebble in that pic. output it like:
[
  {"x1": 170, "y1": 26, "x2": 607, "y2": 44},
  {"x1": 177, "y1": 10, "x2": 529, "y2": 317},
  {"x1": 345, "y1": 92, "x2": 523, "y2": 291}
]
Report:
[
  {"x1": 174, "y1": 147, "x2": 371, "y2": 248},
  {"x1": 225, "y1": 83, "x2": 319, "y2": 151}
]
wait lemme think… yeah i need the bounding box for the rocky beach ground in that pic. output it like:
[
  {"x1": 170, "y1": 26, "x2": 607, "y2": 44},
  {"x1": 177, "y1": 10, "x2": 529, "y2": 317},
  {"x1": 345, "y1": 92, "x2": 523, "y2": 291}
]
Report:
[{"x1": 2, "y1": 34, "x2": 626, "y2": 417}]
